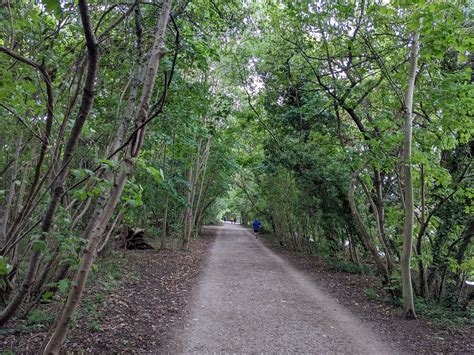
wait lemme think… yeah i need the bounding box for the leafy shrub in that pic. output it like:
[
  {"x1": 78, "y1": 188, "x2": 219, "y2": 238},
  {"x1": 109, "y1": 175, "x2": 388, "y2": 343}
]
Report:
[
  {"x1": 363, "y1": 287, "x2": 379, "y2": 301},
  {"x1": 384, "y1": 296, "x2": 403, "y2": 308},
  {"x1": 414, "y1": 298, "x2": 472, "y2": 327},
  {"x1": 383, "y1": 296, "x2": 472, "y2": 327},
  {"x1": 26, "y1": 308, "x2": 55, "y2": 328}
]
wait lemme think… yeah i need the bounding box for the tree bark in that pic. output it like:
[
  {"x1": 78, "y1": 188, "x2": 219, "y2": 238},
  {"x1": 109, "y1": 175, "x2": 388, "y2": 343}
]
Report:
[
  {"x1": 400, "y1": 28, "x2": 420, "y2": 320},
  {"x1": 359, "y1": 176, "x2": 394, "y2": 276},
  {"x1": 348, "y1": 169, "x2": 390, "y2": 282},
  {"x1": 182, "y1": 166, "x2": 194, "y2": 250},
  {"x1": 0, "y1": 132, "x2": 22, "y2": 245},
  {"x1": 160, "y1": 134, "x2": 175, "y2": 249},
  {"x1": 42, "y1": 1, "x2": 173, "y2": 352},
  {"x1": 0, "y1": 0, "x2": 99, "y2": 326}
]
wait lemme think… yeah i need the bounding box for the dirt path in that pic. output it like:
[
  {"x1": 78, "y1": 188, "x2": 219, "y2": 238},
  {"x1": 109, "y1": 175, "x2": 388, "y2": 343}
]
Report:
[{"x1": 172, "y1": 224, "x2": 395, "y2": 353}]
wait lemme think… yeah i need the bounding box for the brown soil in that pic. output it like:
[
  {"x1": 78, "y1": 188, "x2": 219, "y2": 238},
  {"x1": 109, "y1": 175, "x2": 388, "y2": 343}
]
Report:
[
  {"x1": 0, "y1": 230, "x2": 215, "y2": 353},
  {"x1": 2, "y1": 225, "x2": 471, "y2": 354},
  {"x1": 260, "y1": 235, "x2": 473, "y2": 354}
]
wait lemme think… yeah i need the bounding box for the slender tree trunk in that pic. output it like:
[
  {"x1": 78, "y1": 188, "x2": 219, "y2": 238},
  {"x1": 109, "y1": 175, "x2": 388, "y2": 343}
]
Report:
[
  {"x1": 160, "y1": 146, "x2": 169, "y2": 249},
  {"x1": 417, "y1": 164, "x2": 429, "y2": 297},
  {"x1": 0, "y1": 0, "x2": 99, "y2": 326},
  {"x1": 182, "y1": 135, "x2": 210, "y2": 248},
  {"x1": 400, "y1": 28, "x2": 420, "y2": 320},
  {"x1": 12, "y1": 144, "x2": 35, "y2": 228},
  {"x1": 373, "y1": 169, "x2": 395, "y2": 266},
  {"x1": 97, "y1": 210, "x2": 124, "y2": 254},
  {"x1": 43, "y1": 161, "x2": 131, "y2": 354},
  {"x1": 161, "y1": 134, "x2": 175, "y2": 249},
  {"x1": 43, "y1": 1, "x2": 172, "y2": 351},
  {"x1": 182, "y1": 166, "x2": 194, "y2": 250},
  {"x1": 359, "y1": 177, "x2": 394, "y2": 276},
  {"x1": 192, "y1": 136, "x2": 212, "y2": 236},
  {"x1": 1, "y1": 132, "x2": 22, "y2": 245},
  {"x1": 348, "y1": 170, "x2": 390, "y2": 282}
]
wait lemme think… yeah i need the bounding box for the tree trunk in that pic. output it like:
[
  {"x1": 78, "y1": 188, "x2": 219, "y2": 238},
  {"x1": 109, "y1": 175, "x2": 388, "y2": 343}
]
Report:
[
  {"x1": 0, "y1": 132, "x2": 22, "y2": 245},
  {"x1": 182, "y1": 166, "x2": 194, "y2": 250},
  {"x1": 42, "y1": 1, "x2": 172, "y2": 352},
  {"x1": 348, "y1": 170, "x2": 390, "y2": 282},
  {"x1": 43, "y1": 160, "x2": 131, "y2": 354},
  {"x1": 359, "y1": 176, "x2": 394, "y2": 276},
  {"x1": 97, "y1": 210, "x2": 124, "y2": 254},
  {"x1": 12, "y1": 144, "x2": 35, "y2": 230},
  {"x1": 160, "y1": 134, "x2": 175, "y2": 249},
  {"x1": 160, "y1": 146, "x2": 169, "y2": 249},
  {"x1": 373, "y1": 169, "x2": 395, "y2": 268},
  {"x1": 416, "y1": 164, "x2": 429, "y2": 297},
  {"x1": 400, "y1": 28, "x2": 420, "y2": 320},
  {"x1": 192, "y1": 136, "x2": 212, "y2": 236},
  {"x1": 0, "y1": 0, "x2": 99, "y2": 326}
]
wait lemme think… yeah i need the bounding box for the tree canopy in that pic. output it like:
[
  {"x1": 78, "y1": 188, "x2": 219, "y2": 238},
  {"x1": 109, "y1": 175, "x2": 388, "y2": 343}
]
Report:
[{"x1": 0, "y1": 0, "x2": 472, "y2": 350}]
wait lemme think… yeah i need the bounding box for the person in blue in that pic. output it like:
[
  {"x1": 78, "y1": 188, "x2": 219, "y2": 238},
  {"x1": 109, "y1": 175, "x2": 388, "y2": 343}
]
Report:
[{"x1": 252, "y1": 219, "x2": 262, "y2": 239}]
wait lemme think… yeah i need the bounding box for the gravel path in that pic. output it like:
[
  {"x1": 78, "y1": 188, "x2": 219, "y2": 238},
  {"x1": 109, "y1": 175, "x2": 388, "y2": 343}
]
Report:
[{"x1": 177, "y1": 224, "x2": 395, "y2": 353}]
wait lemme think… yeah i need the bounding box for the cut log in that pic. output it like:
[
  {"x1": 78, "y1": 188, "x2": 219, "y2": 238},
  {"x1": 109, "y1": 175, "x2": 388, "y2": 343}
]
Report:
[{"x1": 116, "y1": 227, "x2": 153, "y2": 250}]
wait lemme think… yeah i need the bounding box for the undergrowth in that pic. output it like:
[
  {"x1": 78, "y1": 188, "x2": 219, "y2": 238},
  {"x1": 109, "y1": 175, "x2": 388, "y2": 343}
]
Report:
[
  {"x1": 414, "y1": 298, "x2": 473, "y2": 328},
  {"x1": 323, "y1": 256, "x2": 376, "y2": 276},
  {"x1": 0, "y1": 250, "x2": 139, "y2": 340},
  {"x1": 382, "y1": 296, "x2": 472, "y2": 328},
  {"x1": 74, "y1": 250, "x2": 139, "y2": 331}
]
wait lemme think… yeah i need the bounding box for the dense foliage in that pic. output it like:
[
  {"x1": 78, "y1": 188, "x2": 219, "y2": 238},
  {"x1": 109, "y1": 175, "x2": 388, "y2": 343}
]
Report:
[{"x1": 0, "y1": 0, "x2": 472, "y2": 350}]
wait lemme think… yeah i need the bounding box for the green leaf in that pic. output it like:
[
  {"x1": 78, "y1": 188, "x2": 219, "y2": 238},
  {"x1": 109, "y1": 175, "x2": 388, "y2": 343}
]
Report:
[
  {"x1": 145, "y1": 166, "x2": 164, "y2": 183},
  {"x1": 0, "y1": 257, "x2": 12, "y2": 276},
  {"x1": 42, "y1": 0, "x2": 61, "y2": 16},
  {"x1": 99, "y1": 159, "x2": 118, "y2": 169},
  {"x1": 57, "y1": 279, "x2": 70, "y2": 294},
  {"x1": 42, "y1": 291, "x2": 54, "y2": 300},
  {"x1": 73, "y1": 189, "x2": 88, "y2": 201},
  {"x1": 32, "y1": 240, "x2": 48, "y2": 253}
]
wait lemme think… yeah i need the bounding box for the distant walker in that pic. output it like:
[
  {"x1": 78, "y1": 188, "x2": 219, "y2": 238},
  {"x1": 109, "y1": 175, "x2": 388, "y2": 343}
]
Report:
[{"x1": 252, "y1": 219, "x2": 262, "y2": 239}]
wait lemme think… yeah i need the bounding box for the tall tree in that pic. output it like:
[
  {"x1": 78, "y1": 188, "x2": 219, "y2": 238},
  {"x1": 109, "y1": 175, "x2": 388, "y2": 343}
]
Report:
[{"x1": 400, "y1": 25, "x2": 421, "y2": 320}]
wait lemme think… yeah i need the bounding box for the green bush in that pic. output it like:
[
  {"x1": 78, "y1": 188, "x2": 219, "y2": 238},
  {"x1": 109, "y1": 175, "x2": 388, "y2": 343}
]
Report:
[
  {"x1": 383, "y1": 296, "x2": 472, "y2": 327},
  {"x1": 26, "y1": 308, "x2": 55, "y2": 328},
  {"x1": 363, "y1": 287, "x2": 379, "y2": 301},
  {"x1": 414, "y1": 298, "x2": 472, "y2": 327}
]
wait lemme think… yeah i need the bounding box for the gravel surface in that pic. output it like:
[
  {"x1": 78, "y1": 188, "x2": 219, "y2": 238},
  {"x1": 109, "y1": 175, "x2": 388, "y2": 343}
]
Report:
[{"x1": 173, "y1": 224, "x2": 396, "y2": 353}]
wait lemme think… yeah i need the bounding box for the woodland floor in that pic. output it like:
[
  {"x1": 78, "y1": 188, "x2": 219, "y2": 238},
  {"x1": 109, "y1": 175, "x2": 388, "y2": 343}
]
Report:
[
  {"x1": 1, "y1": 224, "x2": 472, "y2": 353},
  {"x1": 0, "y1": 231, "x2": 214, "y2": 353},
  {"x1": 261, "y1": 237, "x2": 473, "y2": 354}
]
